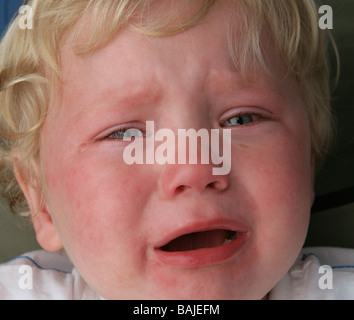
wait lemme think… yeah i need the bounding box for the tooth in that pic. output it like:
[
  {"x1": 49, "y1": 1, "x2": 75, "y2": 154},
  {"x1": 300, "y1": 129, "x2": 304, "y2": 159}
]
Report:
[{"x1": 222, "y1": 231, "x2": 237, "y2": 245}]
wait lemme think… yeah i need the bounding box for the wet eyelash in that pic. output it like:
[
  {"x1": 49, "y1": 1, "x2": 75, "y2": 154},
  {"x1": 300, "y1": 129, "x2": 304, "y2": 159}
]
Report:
[
  {"x1": 221, "y1": 113, "x2": 266, "y2": 127},
  {"x1": 106, "y1": 127, "x2": 146, "y2": 140}
]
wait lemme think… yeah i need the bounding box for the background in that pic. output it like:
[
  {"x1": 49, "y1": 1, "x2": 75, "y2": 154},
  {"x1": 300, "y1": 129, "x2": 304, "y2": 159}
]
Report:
[{"x1": 0, "y1": 0, "x2": 353, "y2": 263}]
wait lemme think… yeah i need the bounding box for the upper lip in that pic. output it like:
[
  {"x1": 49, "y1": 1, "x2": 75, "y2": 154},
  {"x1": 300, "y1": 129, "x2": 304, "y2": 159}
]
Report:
[{"x1": 154, "y1": 218, "x2": 248, "y2": 250}]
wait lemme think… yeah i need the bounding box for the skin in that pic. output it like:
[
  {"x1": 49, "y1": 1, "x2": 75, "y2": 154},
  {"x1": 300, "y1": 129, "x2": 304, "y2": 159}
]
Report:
[{"x1": 16, "y1": 1, "x2": 314, "y2": 299}]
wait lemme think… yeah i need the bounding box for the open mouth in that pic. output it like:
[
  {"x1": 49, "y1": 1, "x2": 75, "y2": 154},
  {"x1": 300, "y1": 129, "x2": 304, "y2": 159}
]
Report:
[
  {"x1": 154, "y1": 225, "x2": 247, "y2": 267},
  {"x1": 159, "y1": 229, "x2": 237, "y2": 252}
]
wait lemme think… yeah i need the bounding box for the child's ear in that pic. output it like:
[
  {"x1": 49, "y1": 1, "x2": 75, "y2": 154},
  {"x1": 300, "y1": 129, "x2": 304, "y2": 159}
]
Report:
[{"x1": 13, "y1": 158, "x2": 63, "y2": 252}]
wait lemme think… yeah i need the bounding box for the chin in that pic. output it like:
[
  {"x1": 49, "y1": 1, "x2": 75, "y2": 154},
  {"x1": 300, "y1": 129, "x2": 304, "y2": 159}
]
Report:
[{"x1": 143, "y1": 265, "x2": 259, "y2": 300}]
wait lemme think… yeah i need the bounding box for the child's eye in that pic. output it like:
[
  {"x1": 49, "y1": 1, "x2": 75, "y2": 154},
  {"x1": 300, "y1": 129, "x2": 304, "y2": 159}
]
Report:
[
  {"x1": 222, "y1": 113, "x2": 262, "y2": 127},
  {"x1": 106, "y1": 128, "x2": 145, "y2": 140}
]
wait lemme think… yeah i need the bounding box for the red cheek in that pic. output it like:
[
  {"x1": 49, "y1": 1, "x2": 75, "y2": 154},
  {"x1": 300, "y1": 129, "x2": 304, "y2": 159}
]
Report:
[
  {"x1": 135, "y1": 184, "x2": 143, "y2": 193},
  {"x1": 75, "y1": 199, "x2": 82, "y2": 210}
]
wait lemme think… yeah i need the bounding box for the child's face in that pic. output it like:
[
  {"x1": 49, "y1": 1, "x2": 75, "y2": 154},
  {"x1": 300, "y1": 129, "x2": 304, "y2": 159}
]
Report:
[{"x1": 35, "y1": 1, "x2": 314, "y2": 299}]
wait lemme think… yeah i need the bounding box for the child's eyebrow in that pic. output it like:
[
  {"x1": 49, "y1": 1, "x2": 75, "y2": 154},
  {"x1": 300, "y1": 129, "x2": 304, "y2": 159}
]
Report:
[
  {"x1": 70, "y1": 67, "x2": 287, "y2": 125},
  {"x1": 71, "y1": 80, "x2": 163, "y2": 123},
  {"x1": 205, "y1": 69, "x2": 285, "y2": 102}
]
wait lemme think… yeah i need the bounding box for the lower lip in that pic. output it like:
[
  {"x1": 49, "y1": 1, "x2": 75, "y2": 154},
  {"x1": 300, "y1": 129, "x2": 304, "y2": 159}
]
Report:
[{"x1": 154, "y1": 233, "x2": 248, "y2": 267}]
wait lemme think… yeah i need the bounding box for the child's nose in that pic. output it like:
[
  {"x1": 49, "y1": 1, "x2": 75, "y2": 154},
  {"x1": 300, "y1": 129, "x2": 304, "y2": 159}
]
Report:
[{"x1": 159, "y1": 162, "x2": 229, "y2": 199}]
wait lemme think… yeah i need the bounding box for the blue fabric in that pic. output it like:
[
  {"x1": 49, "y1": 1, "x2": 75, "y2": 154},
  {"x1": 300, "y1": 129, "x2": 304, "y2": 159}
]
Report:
[
  {"x1": 7, "y1": 255, "x2": 71, "y2": 274},
  {"x1": 0, "y1": 0, "x2": 24, "y2": 37}
]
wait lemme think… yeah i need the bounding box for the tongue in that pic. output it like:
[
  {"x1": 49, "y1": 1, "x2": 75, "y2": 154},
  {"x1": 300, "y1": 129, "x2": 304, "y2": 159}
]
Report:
[{"x1": 161, "y1": 229, "x2": 232, "y2": 252}]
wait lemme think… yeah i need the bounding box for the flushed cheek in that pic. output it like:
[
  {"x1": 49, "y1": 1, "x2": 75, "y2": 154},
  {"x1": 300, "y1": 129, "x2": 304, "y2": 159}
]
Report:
[
  {"x1": 231, "y1": 137, "x2": 311, "y2": 290},
  {"x1": 239, "y1": 124, "x2": 311, "y2": 195},
  {"x1": 61, "y1": 166, "x2": 138, "y2": 236},
  {"x1": 231, "y1": 129, "x2": 312, "y2": 224},
  {"x1": 52, "y1": 173, "x2": 150, "y2": 296},
  {"x1": 45, "y1": 156, "x2": 152, "y2": 268}
]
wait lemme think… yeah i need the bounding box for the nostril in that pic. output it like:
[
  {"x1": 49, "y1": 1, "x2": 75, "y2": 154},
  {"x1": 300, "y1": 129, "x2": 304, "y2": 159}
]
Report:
[
  {"x1": 207, "y1": 181, "x2": 216, "y2": 189},
  {"x1": 175, "y1": 185, "x2": 187, "y2": 195},
  {"x1": 207, "y1": 180, "x2": 229, "y2": 191},
  {"x1": 160, "y1": 163, "x2": 230, "y2": 198},
  {"x1": 174, "y1": 180, "x2": 226, "y2": 195}
]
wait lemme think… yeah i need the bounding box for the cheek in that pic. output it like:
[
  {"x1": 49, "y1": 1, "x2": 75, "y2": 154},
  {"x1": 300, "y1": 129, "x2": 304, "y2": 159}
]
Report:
[
  {"x1": 44, "y1": 159, "x2": 158, "y2": 295},
  {"x1": 229, "y1": 127, "x2": 312, "y2": 289},
  {"x1": 43, "y1": 152, "x2": 153, "y2": 257},
  {"x1": 232, "y1": 127, "x2": 312, "y2": 240}
]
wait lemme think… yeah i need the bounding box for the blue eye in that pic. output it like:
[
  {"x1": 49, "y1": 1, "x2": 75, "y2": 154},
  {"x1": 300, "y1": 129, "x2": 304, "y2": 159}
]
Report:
[
  {"x1": 223, "y1": 114, "x2": 257, "y2": 127},
  {"x1": 107, "y1": 128, "x2": 144, "y2": 140}
]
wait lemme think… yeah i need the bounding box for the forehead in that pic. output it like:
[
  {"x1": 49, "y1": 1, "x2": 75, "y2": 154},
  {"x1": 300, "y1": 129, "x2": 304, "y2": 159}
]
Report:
[{"x1": 53, "y1": 0, "x2": 290, "y2": 121}]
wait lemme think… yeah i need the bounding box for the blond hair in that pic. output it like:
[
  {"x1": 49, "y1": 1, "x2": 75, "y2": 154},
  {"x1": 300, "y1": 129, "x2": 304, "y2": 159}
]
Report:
[{"x1": 0, "y1": 0, "x2": 337, "y2": 216}]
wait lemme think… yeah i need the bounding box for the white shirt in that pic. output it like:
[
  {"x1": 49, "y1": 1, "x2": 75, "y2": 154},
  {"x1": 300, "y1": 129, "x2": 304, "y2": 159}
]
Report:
[
  {"x1": 1, "y1": 247, "x2": 354, "y2": 299},
  {"x1": 0, "y1": 250, "x2": 100, "y2": 300},
  {"x1": 270, "y1": 247, "x2": 354, "y2": 300}
]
